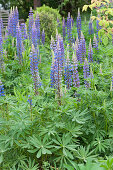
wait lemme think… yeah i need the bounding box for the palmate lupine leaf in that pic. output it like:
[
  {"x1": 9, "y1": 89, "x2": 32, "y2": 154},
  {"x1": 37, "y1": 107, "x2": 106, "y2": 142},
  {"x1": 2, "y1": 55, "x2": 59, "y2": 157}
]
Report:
[
  {"x1": 64, "y1": 123, "x2": 82, "y2": 137},
  {"x1": 74, "y1": 145, "x2": 97, "y2": 162},
  {"x1": 66, "y1": 109, "x2": 88, "y2": 124},
  {"x1": 92, "y1": 137, "x2": 108, "y2": 153},
  {"x1": 19, "y1": 158, "x2": 39, "y2": 170},
  {"x1": 53, "y1": 134, "x2": 77, "y2": 162},
  {"x1": 28, "y1": 135, "x2": 53, "y2": 158}
]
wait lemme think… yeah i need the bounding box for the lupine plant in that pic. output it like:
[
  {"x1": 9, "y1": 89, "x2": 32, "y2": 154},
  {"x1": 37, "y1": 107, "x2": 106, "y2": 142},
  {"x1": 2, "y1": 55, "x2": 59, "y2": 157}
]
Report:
[
  {"x1": 0, "y1": 3, "x2": 113, "y2": 170},
  {"x1": 83, "y1": 58, "x2": 90, "y2": 88},
  {"x1": 29, "y1": 45, "x2": 41, "y2": 95},
  {"x1": 93, "y1": 34, "x2": 98, "y2": 50},
  {"x1": 42, "y1": 29, "x2": 45, "y2": 45},
  {"x1": 64, "y1": 45, "x2": 72, "y2": 89},
  {"x1": 0, "y1": 80, "x2": 5, "y2": 96},
  {"x1": 72, "y1": 52, "x2": 80, "y2": 88},
  {"x1": 62, "y1": 17, "x2": 66, "y2": 41},
  {"x1": 88, "y1": 39, "x2": 93, "y2": 63},
  {"x1": 89, "y1": 17, "x2": 94, "y2": 35},
  {"x1": 32, "y1": 23, "x2": 38, "y2": 48},
  {"x1": 20, "y1": 23, "x2": 27, "y2": 40},
  {"x1": 28, "y1": 7, "x2": 34, "y2": 40},
  {"x1": 0, "y1": 22, "x2": 4, "y2": 71},
  {"x1": 16, "y1": 23, "x2": 23, "y2": 64},
  {"x1": 76, "y1": 8, "x2": 81, "y2": 39},
  {"x1": 67, "y1": 12, "x2": 72, "y2": 44},
  {"x1": 35, "y1": 12, "x2": 40, "y2": 43}
]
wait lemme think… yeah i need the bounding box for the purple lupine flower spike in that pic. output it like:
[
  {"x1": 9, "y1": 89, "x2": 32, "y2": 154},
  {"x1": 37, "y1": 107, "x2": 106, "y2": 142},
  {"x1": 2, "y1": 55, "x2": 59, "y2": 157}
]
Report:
[
  {"x1": 88, "y1": 39, "x2": 93, "y2": 63},
  {"x1": 75, "y1": 38, "x2": 80, "y2": 62},
  {"x1": 83, "y1": 58, "x2": 90, "y2": 88},
  {"x1": 0, "y1": 18, "x2": 3, "y2": 29},
  {"x1": 50, "y1": 51, "x2": 55, "y2": 88},
  {"x1": 71, "y1": 16, "x2": 74, "y2": 27},
  {"x1": 28, "y1": 7, "x2": 34, "y2": 40},
  {"x1": 89, "y1": 17, "x2": 94, "y2": 35},
  {"x1": 27, "y1": 95, "x2": 33, "y2": 105},
  {"x1": 35, "y1": 12, "x2": 40, "y2": 43},
  {"x1": 62, "y1": 17, "x2": 66, "y2": 41},
  {"x1": 96, "y1": 15, "x2": 102, "y2": 43},
  {"x1": 93, "y1": 34, "x2": 98, "y2": 50},
  {"x1": 16, "y1": 23, "x2": 23, "y2": 64},
  {"x1": 57, "y1": 17, "x2": 60, "y2": 27},
  {"x1": 29, "y1": 45, "x2": 41, "y2": 95},
  {"x1": 50, "y1": 37, "x2": 63, "y2": 94},
  {"x1": 58, "y1": 35, "x2": 65, "y2": 66},
  {"x1": 20, "y1": 23, "x2": 27, "y2": 40},
  {"x1": 77, "y1": 8, "x2": 81, "y2": 40},
  {"x1": 7, "y1": 7, "x2": 19, "y2": 37},
  {"x1": 64, "y1": 45, "x2": 72, "y2": 89},
  {"x1": 80, "y1": 32, "x2": 86, "y2": 63},
  {"x1": 0, "y1": 80, "x2": 5, "y2": 96},
  {"x1": 42, "y1": 29, "x2": 45, "y2": 45},
  {"x1": 0, "y1": 23, "x2": 4, "y2": 71},
  {"x1": 112, "y1": 28, "x2": 113, "y2": 45},
  {"x1": 72, "y1": 52, "x2": 80, "y2": 88},
  {"x1": 32, "y1": 22, "x2": 38, "y2": 48},
  {"x1": 77, "y1": 38, "x2": 82, "y2": 64},
  {"x1": 67, "y1": 12, "x2": 72, "y2": 43}
]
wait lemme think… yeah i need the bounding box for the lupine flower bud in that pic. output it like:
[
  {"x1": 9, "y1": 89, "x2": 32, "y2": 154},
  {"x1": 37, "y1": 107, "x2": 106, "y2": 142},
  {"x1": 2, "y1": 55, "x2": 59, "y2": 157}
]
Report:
[
  {"x1": 100, "y1": 64, "x2": 103, "y2": 74},
  {"x1": 0, "y1": 23, "x2": 4, "y2": 71},
  {"x1": 27, "y1": 95, "x2": 33, "y2": 105},
  {"x1": 88, "y1": 39, "x2": 93, "y2": 63},
  {"x1": 80, "y1": 32, "x2": 86, "y2": 63},
  {"x1": 29, "y1": 45, "x2": 41, "y2": 95},
  {"x1": 57, "y1": 17, "x2": 60, "y2": 27},
  {"x1": 35, "y1": 12, "x2": 40, "y2": 43},
  {"x1": 83, "y1": 59, "x2": 90, "y2": 88},
  {"x1": 20, "y1": 23, "x2": 27, "y2": 40},
  {"x1": 28, "y1": 7, "x2": 34, "y2": 40},
  {"x1": 0, "y1": 80, "x2": 5, "y2": 96},
  {"x1": 90, "y1": 67, "x2": 94, "y2": 79},
  {"x1": 62, "y1": 17, "x2": 66, "y2": 41},
  {"x1": 96, "y1": 16, "x2": 102, "y2": 43},
  {"x1": 75, "y1": 38, "x2": 82, "y2": 64},
  {"x1": 16, "y1": 23, "x2": 23, "y2": 64},
  {"x1": 50, "y1": 51, "x2": 55, "y2": 88},
  {"x1": 72, "y1": 52, "x2": 80, "y2": 88},
  {"x1": 89, "y1": 17, "x2": 94, "y2": 35},
  {"x1": 64, "y1": 45, "x2": 72, "y2": 89},
  {"x1": 32, "y1": 22, "x2": 38, "y2": 48},
  {"x1": 71, "y1": 16, "x2": 74, "y2": 27},
  {"x1": 93, "y1": 34, "x2": 98, "y2": 50},
  {"x1": 77, "y1": 8, "x2": 81, "y2": 39},
  {"x1": 42, "y1": 29, "x2": 45, "y2": 45},
  {"x1": 67, "y1": 12, "x2": 72, "y2": 43}
]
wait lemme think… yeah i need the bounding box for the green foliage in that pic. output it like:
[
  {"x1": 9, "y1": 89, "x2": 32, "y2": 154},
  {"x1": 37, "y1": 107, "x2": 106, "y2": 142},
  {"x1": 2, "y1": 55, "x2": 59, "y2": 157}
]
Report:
[
  {"x1": 34, "y1": 5, "x2": 62, "y2": 41},
  {"x1": 83, "y1": 0, "x2": 113, "y2": 46}
]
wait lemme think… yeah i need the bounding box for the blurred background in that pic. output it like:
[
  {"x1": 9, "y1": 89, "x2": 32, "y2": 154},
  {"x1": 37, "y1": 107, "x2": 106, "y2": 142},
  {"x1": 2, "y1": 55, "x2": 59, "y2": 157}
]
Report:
[{"x1": 0, "y1": 0, "x2": 91, "y2": 20}]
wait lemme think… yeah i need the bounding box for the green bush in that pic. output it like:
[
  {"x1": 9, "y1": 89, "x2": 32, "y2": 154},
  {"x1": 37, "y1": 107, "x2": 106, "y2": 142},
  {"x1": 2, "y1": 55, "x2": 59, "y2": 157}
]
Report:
[{"x1": 34, "y1": 5, "x2": 62, "y2": 42}]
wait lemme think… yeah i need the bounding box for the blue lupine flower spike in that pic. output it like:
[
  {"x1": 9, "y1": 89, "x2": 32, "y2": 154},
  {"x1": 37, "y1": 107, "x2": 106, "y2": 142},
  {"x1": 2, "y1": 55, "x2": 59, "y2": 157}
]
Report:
[
  {"x1": 0, "y1": 80, "x2": 5, "y2": 96},
  {"x1": 88, "y1": 39, "x2": 93, "y2": 63}
]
